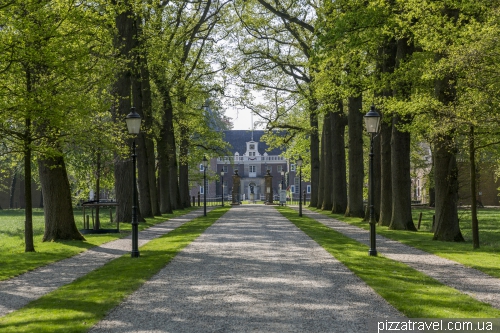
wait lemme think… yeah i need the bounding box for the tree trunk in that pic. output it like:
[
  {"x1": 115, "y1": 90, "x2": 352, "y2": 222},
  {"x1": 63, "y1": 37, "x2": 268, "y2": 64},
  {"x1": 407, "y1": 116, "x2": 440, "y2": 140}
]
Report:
[
  {"x1": 166, "y1": 100, "x2": 181, "y2": 210},
  {"x1": 372, "y1": 125, "x2": 381, "y2": 222},
  {"x1": 140, "y1": 54, "x2": 161, "y2": 216},
  {"x1": 10, "y1": 172, "x2": 17, "y2": 209},
  {"x1": 146, "y1": 138, "x2": 160, "y2": 215},
  {"x1": 24, "y1": 68, "x2": 35, "y2": 252},
  {"x1": 321, "y1": 111, "x2": 333, "y2": 211},
  {"x1": 379, "y1": 120, "x2": 392, "y2": 226},
  {"x1": 376, "y1": 37, "x2": 397, "y2": 226},
  {"x1": 389, "y1": 114, "x2": 417, "y2": 230},
  {"x1": 309, "y1": 102, "x2": 320, "y2": 208},
  {"x1": 428, "y1": 149, "x2": 436, "y2": 207},
  {"x1": 24, "y1": 117, "x2": 35, "y2": 252},
  {"x1": 331, "y1": 102, "x2": 347, "y2": 214},
  {"x1": 178, "y1": 119, "x2": 191, "y2": 208},
  {"x1": 432, "y1": 30, "x2": 463, "y2": 241},
  {"x1": 39, "y1": 154, "x2": 85, "y2": 241},
  {"x1": 345, "y1": 95, "x2": 365, "y2": 217},
  {"x1": 469, "y1": 126, "x2": 479, "y2": 248},
  {"x1": 388, "y1": 36, "x2": 416, "y2": 231},
  {"x1": 131, "y1": 15, "x2": 153, "y2": 219},
  {"x1": 316, "y1": 123, "x2": 325, "y2": 209},
  {"x1": 111, "y1": 0, "x2": 135, "y2": 223},
  {"x1": 132, "y1": 60, "x2": 153, "y2": 219},
  {"x1": 95, "y1": 150, "x2": 101, "y2": 229},
  {"x1": 158, "y1": 94, "x2": 173, "y2": 214},
  {"x1": 433, "y1": 135, "x2": 464, "y2": 241}
]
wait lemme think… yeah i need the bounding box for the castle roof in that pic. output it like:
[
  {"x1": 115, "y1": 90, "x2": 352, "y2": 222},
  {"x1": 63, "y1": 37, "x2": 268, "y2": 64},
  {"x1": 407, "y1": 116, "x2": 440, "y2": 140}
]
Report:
[{"x1": 223, "y1": 130, "x2": 283, "y2": 156}]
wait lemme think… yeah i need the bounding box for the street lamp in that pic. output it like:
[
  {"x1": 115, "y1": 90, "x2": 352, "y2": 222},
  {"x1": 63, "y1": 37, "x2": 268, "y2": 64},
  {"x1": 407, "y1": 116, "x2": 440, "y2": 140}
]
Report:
[
  {"x1": 364, "y1": 105, "x2": 381, "y2": 256},
  {"x1": 221, "y1": 169, "x2": 225, "y2": 207},
  {"x1": 126, "y1": 107, "x2": 141, "y2": 258},
  {"x1": 281, "y1": 170, "x2": 285, "y2": 189},
  {"x1": 202, "y1": 155, "x2": 208, "y2": 216},
  {"x1": 297, "y1": 156, "x2": 303, "y2": 217}
]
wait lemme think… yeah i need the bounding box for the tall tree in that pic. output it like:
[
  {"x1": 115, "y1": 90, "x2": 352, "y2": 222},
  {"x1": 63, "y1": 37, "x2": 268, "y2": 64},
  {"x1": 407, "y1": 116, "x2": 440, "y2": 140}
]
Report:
[
  {"x1": 0, "y1": 0, "x2": 113, "y2": 243},
  {"x1": 389, "y1": 37, "x2": 417, "y2": 231},
  {"x1": 111, "y1": 0, "x2": 137, "y2": 222}
]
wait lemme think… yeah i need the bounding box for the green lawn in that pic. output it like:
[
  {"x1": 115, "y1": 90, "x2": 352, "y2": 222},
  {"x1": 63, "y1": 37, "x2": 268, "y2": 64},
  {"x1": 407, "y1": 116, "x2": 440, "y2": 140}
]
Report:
[
  {"x1": 277, "y1": 206, "x2": 500, "y2": 318},
  {"x1": 308, "y1": 205, "x2": 500, "y2": 279},
  {"x1": 0, "y1": 207, "x2": 229, "y2": 333},
  {"x1": 0, "y1": 207, "x2": 199, "y2": 281}
]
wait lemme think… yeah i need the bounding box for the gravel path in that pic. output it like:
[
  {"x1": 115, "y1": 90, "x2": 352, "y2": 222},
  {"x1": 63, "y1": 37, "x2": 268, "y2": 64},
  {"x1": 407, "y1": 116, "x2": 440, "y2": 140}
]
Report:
[
  {"x1": 0, "y1": 209, "x2": 206, "y2": 318},
  {"x1": 302, "y1": 209, "x2": 500, "y2": 309},
  {"x1": 89, "y1": 205, "x2": 402, "y2": 333}
]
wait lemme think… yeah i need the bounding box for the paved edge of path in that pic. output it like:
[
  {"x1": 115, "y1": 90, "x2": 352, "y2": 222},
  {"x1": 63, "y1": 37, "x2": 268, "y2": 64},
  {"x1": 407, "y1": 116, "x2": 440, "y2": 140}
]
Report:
[
  {"x1": 89, "y1": 205, "x2": 403, "y2": 333},
  {"x1": 0, "y1": 208, "x2": 212, "y2": 318},
  {"x1": 300, "y1": 208, "x2": 500, "y2": 310}
]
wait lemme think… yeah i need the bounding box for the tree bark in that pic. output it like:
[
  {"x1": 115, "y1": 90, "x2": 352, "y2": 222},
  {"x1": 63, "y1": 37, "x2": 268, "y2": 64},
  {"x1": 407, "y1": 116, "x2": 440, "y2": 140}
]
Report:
[
  {"x1": 345, "y1": 95, "x2": 365, "y2": 217},
  {"x1": 9, "y1": 172, "x2": 17, "y2": 209},
  {"x1": 132, "y1": 55, "x2": 153, "y2": 219},
  {"x1": 469, "y1": 126, "x2": 479, "y2": 248},
  {"x1": 158, "y1": 93, "x2": 173, "y2": 214},
  {"x1": 24, "y1": 117, "x2": 35, "y2": 252},
  {"x1": 309, "y1": 101, "x2": 320, "y2": 208},
  {"x1": 317, "y1": 123, "x2": 325, "y2": 209},
  {"x1": 433, "y1": 135, "x2": 464, "y2": 241},
  {"x1": 331, "y1": 102, "x2": 347, "y2": 214},
  {"x1": 24, "y1": 68, "x2": 35, "y2": 252},
  {"x1": 111, "y1": 0, "x2": 135, "y2": 223},
  {"x1": 95, "y1": 150, "x2": 101, "y2": 229},
  {"x1": 140, "y1": 54, "x2": 161, "y2": 216},
  {"x1": 378, "y1": 121, "x2": 392, "y2": 226},
  {"x1": 376, "y1": 37, "x2": 397, "y2": 225},
  {"x1": 372, "y1": 124, "x2": 381, "y2": 222},
  {"x1": 321, "y1": 111, "x2": 333, "y2": 211},
  {"x1": 178, "y1": 108, "x2": 191, "y2": 209},
  {"x1": 428, "y1": 148, "x2": 436, "y2": 207},
  {"x1": 39, "y1": 154, "x2": 85, "y2": 241},
  {"x1": 389, "y1": 114, "x2": 417, "y2": 230},
  {"x1": 166, "y1": 100, "x2": 181, "y2": 210}
]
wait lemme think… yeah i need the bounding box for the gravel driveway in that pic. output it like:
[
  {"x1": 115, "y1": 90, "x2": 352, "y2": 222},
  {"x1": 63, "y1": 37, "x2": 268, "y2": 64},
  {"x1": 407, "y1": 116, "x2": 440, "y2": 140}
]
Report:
[{"x1": 89, "y1": 205, "x2": 402, "y2": 333}]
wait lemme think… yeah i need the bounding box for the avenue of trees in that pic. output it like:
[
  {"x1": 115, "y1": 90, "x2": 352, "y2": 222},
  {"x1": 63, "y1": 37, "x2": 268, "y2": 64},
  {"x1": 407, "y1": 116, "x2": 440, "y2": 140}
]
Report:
[{"x1": 0, "y1": 0, "x2": 499, "y2": 251}]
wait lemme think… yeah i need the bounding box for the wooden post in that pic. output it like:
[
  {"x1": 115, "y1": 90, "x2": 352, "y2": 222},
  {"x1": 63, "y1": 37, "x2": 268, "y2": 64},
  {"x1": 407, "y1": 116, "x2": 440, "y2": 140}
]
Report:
[{"x1": 417, "y1": 212, "x2": 423, "y2": 230}]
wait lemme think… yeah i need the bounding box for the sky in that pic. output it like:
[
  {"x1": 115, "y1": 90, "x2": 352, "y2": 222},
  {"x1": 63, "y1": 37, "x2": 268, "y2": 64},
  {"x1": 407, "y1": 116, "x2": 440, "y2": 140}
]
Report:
[
  {"x1": 225, "y1": 108, "x2": 264, "y2": 130},
  {"x1": 222, "y1": 87, "x2": 266, "y2": 130}
]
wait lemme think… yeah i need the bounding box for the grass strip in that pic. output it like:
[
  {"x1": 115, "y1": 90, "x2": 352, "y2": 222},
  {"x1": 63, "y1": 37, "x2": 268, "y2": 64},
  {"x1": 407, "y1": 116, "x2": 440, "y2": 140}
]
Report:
[
  {"x1": 0, "y1": 206, "x2": 229, "y2": 333},
  {"x1": 276, "y1": 206, "x2": 500, "y2": 318},
  {"x1": 309, "y1": 207, "x2": 500, "y2": 279},
  {"x1": 0, "y1": 207, "x2": 198, "y2": 281}
]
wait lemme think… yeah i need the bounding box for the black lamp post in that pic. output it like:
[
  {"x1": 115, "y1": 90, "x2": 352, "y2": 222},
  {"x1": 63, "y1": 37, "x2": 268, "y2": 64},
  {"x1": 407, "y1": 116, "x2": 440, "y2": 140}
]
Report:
[
  {"x1": 203, "y1": 155, "x2": 208, "y2": 216},
  {"x1": 297, "y1": 156, "x2": 303, "y2": 217},
  {"x1": 221, "y1": 169, "x2": 225, "y2": 207},
  {"x1": 281, "y1": 170, "x2": 285, "y2": 189},
  {"x1": 364, "y1": 105, "x2": 381, "y2": 256},
  {"x1": 125, "y1": 107, "x2": 141, "y2": 258}
]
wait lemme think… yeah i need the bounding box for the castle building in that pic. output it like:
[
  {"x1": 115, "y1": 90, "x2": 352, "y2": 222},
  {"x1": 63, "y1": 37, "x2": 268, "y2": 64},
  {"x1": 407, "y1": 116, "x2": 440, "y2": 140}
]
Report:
[{"x1": 191, "y1": 130, "x2": 311, "y2": 203}]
